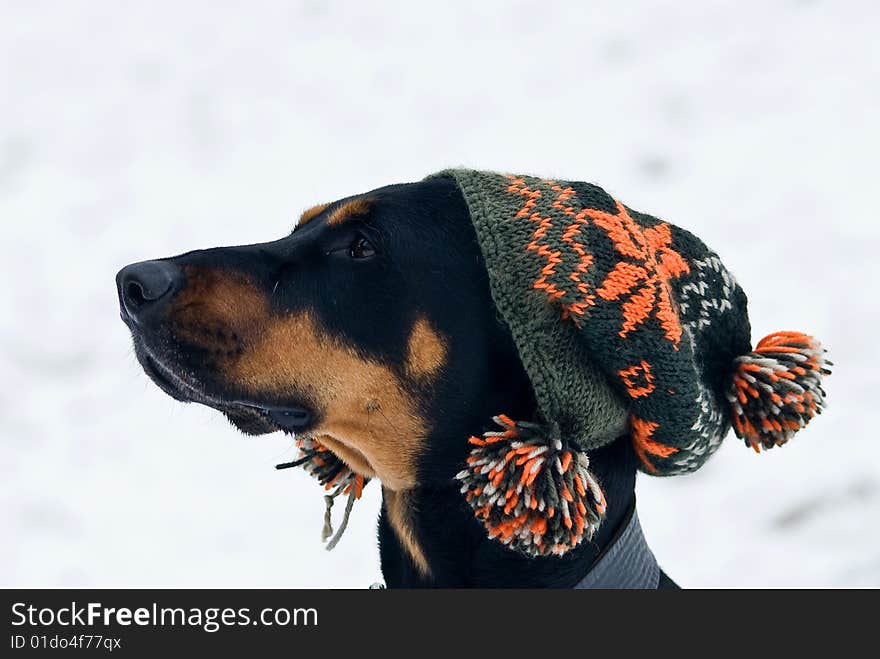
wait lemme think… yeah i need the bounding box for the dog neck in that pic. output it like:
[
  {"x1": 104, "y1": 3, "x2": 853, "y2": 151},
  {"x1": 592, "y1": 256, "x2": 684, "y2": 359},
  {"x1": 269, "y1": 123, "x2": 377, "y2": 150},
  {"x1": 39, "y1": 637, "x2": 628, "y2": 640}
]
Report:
[
  {"x1": 377, "y1": 434, "x2": 648, "y2": 588},
  {"x1": 375, "y1": 330, "x2": 652, "y2": 588}
]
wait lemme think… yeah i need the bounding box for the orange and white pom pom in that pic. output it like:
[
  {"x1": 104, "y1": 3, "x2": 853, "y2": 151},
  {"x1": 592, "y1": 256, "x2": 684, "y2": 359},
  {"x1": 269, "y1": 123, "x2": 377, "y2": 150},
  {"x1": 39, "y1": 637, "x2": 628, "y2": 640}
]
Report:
[
  {"x1": 278, "y1": 435, "x2": 366, "y2": 498},
  {"x1": 727, "y1": 331, "x2": 831, "y2": 451},
  {"x1": 455, "y1": 415, "x2": 606, "y2": 557},
  {"x1": 276, "y1": 436, "x2": 367, "y2": 550}
]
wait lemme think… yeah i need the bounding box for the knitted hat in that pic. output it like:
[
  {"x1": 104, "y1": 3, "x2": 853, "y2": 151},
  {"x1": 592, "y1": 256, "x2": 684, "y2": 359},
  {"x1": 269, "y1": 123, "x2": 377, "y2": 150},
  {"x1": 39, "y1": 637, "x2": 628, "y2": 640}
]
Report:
[
  {"x1": 284, "y1": 169, "x2": 831, "y2": 557},
  {"x1": 428, "y1": 169, "x2": 831, "y2": 557}
]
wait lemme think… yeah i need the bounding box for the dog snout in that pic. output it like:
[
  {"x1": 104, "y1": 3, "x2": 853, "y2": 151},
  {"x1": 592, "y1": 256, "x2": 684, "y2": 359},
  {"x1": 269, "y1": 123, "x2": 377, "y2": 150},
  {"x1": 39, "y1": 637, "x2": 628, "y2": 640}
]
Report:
[{"x1": 116, "y1": 260, "x2": 181, "y2": 323}]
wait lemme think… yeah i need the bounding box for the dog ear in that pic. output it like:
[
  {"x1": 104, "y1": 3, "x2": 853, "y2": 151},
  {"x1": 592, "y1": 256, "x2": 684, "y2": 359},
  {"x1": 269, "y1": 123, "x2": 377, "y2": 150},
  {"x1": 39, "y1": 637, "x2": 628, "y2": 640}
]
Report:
[{"x1": 456, "y1": 415, "x2": 606, "y2": 557}]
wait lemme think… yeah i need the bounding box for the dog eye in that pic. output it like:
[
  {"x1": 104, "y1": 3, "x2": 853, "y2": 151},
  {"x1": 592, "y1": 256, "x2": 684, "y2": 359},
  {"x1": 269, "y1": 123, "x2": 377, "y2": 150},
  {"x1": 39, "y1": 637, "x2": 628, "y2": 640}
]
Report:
[{"x1": 349, "y1": 236, "x2": 377, "y2": 259}]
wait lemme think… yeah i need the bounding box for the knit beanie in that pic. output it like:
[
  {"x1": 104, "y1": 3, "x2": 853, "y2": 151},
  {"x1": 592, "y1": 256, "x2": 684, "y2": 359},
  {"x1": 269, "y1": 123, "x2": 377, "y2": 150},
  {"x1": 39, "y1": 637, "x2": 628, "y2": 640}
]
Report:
[
  {"x1": 284, "y1": 169, "x2": 831, "y2": 558},
  {"x1": 429, "y1": 169, "x2": 831, "y2": 557}
]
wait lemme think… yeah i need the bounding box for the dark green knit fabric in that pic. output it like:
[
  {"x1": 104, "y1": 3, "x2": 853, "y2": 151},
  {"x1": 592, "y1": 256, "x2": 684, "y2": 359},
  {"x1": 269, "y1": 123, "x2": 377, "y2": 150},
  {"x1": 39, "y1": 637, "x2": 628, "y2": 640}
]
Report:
[
  {"x1": 429, "y1": 169, "x2": 751, "y2": 474},
  {"x1": 431, "y1": 170, "x2": 629, "y2": 450}
]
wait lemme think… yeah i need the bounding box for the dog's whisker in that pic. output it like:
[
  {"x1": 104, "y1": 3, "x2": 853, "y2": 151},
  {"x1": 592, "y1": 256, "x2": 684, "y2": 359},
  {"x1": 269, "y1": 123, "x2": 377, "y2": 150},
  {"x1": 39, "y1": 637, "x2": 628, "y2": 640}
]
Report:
[{"x1": 375, "y1": 407, "x2": 401, "y2": 435}]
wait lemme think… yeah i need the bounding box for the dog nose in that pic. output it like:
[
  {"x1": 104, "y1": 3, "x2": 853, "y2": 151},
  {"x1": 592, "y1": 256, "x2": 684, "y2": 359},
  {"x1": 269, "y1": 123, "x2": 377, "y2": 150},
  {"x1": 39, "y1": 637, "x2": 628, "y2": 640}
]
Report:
[{"x1": 117, "y1": 260, "x2": 180, "y2": 322}]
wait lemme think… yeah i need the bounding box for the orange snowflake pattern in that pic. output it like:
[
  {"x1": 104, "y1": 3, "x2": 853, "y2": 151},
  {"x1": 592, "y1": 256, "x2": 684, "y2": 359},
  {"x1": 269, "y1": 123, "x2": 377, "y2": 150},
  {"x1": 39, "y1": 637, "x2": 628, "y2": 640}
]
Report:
[
  {"x1": 506, "y1": 176, "x2": 596, "y2": 321},
  {"x1": 618, "y1": 360, "x2": 656, "y2": 398},
  {"x1": 631, "y1": 416, "x2": 678, "y2": 474},
  {"x1": 585, "y1": 201, "x2": 690, "y2": 347}
]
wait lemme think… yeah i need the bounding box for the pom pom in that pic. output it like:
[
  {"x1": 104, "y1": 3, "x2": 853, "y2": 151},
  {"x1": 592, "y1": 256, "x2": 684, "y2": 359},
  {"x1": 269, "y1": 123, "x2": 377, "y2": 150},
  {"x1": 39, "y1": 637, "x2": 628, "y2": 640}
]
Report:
[
  {"x1": 455, "y1": 415, "x2": 606, "y2": 557},
  {"x1": 276, "y1": 436, "x2": 368, "y2": 550},
  {"x1": 727, "y1": 331, "x2": 831, "y2": 451},
  {"x1": 277, "y1": 435, "x2": 367, "y2": 498}
]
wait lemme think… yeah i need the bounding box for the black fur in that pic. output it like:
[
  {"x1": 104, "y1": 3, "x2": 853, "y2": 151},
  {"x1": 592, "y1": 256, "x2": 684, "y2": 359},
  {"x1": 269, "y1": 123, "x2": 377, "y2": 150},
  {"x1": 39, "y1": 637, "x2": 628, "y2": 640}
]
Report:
[{"x1": 117, "y1": 177, "x2": 674, "y2": 588}]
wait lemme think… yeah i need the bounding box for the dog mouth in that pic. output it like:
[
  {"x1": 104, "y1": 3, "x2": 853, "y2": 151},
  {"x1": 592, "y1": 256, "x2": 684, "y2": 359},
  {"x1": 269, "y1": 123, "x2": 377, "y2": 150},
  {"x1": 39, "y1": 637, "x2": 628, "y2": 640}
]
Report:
[
  {"x1": 135, "y1": 345, "x2": 314, "y2": 434},
  {"x1": 138, "y1": 350, "x2": 197, "y2": 403},
  {"x1": 234, "y1": 402, "x2": 312, "y2": 432},
  {"x1": 126, "y1": 329, "x2": 383, "y2": 485}
]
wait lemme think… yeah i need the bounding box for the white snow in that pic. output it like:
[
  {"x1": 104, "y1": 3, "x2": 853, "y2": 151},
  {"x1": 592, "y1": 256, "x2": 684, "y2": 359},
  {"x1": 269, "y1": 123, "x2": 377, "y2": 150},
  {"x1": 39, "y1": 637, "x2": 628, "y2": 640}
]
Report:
[{"x1": 2, "y1": 0, "x2": 878, "y2": 587}]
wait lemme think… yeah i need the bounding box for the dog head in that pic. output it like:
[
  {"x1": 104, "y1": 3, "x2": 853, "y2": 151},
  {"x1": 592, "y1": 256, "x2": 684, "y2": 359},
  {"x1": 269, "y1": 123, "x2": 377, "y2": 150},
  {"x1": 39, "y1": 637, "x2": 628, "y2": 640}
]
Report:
[{"x1": 116, "y1": 178, "x2": 536, "y2": 491}]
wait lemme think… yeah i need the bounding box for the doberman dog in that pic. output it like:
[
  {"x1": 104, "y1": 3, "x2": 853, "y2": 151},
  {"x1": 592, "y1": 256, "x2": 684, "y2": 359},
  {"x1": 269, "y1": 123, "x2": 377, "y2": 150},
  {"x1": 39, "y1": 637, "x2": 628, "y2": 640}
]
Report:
[{"x1": 116, "y1": 177, "x2": 676, "y2": 588}]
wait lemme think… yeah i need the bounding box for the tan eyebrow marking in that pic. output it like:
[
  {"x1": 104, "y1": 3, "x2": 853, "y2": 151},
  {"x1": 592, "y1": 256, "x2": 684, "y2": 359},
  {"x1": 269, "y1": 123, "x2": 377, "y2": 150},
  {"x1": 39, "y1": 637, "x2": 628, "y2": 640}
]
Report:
[
  {"x1": 297, "y1": 202, "x2": 330, "y2": 227},
  {"x1": 326, "y1": 197, "x2": 373, "y2": 226},
  {"x1": 405, "y1": 316, "x2": 447, "y2": 382}
]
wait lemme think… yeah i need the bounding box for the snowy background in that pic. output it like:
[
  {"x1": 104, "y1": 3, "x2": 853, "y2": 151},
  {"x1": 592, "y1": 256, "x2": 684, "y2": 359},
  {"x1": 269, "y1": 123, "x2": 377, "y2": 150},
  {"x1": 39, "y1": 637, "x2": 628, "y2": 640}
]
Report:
[{"x1": 2, "y1": 0, "x2": 878, "y2": 588}]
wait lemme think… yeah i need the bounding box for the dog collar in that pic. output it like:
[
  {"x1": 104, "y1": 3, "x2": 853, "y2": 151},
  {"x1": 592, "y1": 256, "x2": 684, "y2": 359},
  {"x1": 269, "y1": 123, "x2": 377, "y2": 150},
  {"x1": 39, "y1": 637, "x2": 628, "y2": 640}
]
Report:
[
  {"x1": 574, "y1": 505, "x2": 659, "y2": 589},
  {"x1": 368, "y1": 505, "x2": 660, "y2": 589}
]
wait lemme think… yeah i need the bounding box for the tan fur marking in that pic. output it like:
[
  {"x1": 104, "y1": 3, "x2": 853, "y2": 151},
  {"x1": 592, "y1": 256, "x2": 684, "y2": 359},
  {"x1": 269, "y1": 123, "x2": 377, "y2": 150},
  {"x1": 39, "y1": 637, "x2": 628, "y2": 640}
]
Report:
[
  {"x1": 326, "y1": 197, "x2": 373, "y2": 226},
  {"x1": 168, "y1": 267, "x2": 429, "y2": 490},
  {"x1": 405, "y1": 316, "x2": 447, "y2": 381},
  {"x1": 168, "y1": 268, "x2": 265, "y2": 352},
  {"x1": 170, "y1": 268, "x2": 423, "y2": 490},
  {"x1": 383, "y1": 488, "x2": 431, "y2": 577},
  {"x1": 297, "y1": 202, "x2": 330, "y2": 227},
  {"x1": 232, "y1": 311, "x2": 424, "y2": 489}
]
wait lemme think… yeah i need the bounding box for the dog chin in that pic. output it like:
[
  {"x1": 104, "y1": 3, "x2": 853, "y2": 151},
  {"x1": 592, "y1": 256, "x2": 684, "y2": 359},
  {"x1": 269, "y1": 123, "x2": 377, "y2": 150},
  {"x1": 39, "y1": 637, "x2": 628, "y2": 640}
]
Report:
[
  {"x1": 131, "y1": 341, "x2": 317, "y2": 438},
  {"x1": 222, "y1": 408, "x2": 279, "y2": 435}
]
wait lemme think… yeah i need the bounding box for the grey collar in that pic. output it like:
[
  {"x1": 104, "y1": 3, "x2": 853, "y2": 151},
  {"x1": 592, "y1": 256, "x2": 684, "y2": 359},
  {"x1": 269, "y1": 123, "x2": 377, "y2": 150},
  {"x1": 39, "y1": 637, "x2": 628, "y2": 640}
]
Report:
[
  {"x1": 369, "y1": 505, "x2": 660, "y2": 589},
  {"x1": 574, "y1": 507, "x2": 660, "y2": 589}
]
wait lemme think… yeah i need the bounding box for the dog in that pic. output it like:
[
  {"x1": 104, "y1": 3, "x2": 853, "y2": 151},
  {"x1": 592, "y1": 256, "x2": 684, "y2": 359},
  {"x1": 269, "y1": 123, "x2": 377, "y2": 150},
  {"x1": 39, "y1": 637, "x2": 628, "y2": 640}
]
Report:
[{"x1": 117, "y1": 176, "x2": 678, "y2": 588}]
